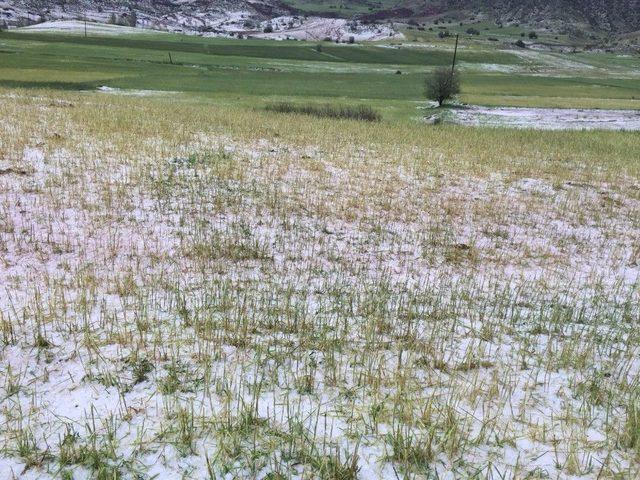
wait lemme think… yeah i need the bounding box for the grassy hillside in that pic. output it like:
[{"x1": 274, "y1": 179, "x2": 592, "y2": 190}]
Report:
[{"x1": 0, "y1": 28, "x2": 639, "y2": 118}]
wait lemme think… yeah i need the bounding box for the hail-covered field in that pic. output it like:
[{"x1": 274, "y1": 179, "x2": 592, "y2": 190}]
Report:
[
  {"x1": 1, "y1": 23, "x2": 640, "y2": 480},
  {"x1": 0, "y1": 91, "x2": 638, "y2": 479}
]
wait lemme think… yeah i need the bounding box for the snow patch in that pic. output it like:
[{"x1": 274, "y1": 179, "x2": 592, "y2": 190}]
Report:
[
  {"x1": 97, "y1": 86, "x2": 180, "y2": 97},
  {"x1": 19, "y1": 20, "x2": 157, "y2": 35},
  {"x1": 447, "y1": 105, "x2": 640, "y2": 131}
]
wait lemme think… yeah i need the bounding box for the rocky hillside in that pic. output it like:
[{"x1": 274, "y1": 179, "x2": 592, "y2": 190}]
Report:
[
  {"x1": 2, "y1": 0, "x2": 639, "y2": 34},
  {"x1": 462, "y1": 0, "x2": 640, "y2": 33},
  {"x1": 290, "y1": 0, "x2": 640, "y2": 33},
  {"x1": 0, "y1": 0, "x2": 295, "y2": 32}
]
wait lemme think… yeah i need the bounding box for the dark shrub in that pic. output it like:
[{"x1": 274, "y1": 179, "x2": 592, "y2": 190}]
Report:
[
  {"x1": 128, "y1": 10, "x2": 137, "y2": 27},
  {"x1": 265, "y1": 103, "x2": 382, "y2": 122}
]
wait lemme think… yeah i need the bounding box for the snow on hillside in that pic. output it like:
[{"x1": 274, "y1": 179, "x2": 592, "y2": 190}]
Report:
[
  {"x1": 1, "y1": 1, "x2": 402, "y2": 40},
  {"x1": 1, "y1": 1, "x2": 266, "y2": 34},
  {"x1": 19, "y1": 20, "x2": 157, "y2": 35},
  {"x1": 253, "y1": 16, "x2": 403, "y2": 42}
]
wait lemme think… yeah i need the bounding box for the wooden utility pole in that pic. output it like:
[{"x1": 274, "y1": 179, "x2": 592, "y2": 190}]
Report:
[
  {"x1": 84, "y1": 19, "x2": 87, "y2": 38},
  {"x1": 450, "y1": 34, "x2": 459, "y2": 78}
]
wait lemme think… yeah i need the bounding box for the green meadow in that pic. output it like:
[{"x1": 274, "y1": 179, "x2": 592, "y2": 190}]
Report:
[{"x1": 1, "y1": 28, "x2": 639, "y2": 119}]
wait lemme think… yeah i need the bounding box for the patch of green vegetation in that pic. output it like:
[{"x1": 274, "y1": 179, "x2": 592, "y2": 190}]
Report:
[
  {"x1": 462, "y1": 73, "x2": 640, "y2": 102},
  {"x1": 2, "y1": 32, "x2": 523, "y2": 65},
  {"x1": 282, "y1": 0, "x2": 399, "y2": 16},
  {"x1": 0, "y1": 28, "x2": 638, "y2": 119}
]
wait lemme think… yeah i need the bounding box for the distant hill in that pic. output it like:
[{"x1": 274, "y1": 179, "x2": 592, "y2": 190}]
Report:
[
  {"x1": 477, "y1": 1, "x2": 639, "y2": 33},
  {"x1": 0, "y1": 1, "x2": 294, "y2": 31},
  {"x1": 2, "y1": 0, "x2": 639, "y2": 35},
  {"x1": 284, "y1": 0, "x2": 640, "y2": 33}
]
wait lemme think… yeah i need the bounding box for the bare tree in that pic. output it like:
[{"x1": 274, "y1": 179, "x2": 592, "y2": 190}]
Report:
[{"x1": 425, "y1": 67, "x2": 460, "y2": 107}]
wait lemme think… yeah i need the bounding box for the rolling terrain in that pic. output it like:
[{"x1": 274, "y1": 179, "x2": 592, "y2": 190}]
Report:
[
  {"x1": 3, "y1": 0, "x2": 640, "y2": 40},
  {"x1": 1, "y1": 22, "x2": 638, "y2": 112},
  {"x1": 0, "y1": 11, "x2": 639, "y2": 480}
]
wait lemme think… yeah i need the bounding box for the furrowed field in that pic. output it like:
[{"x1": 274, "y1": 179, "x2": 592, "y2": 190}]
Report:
[{"x1": 0, "y1": 25, "x2": 639, "y2": 479}]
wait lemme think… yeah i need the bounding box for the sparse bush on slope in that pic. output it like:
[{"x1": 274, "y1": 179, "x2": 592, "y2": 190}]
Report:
[{"x1": 265, "y1": 102, "x2": 382, "y2": 122}]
